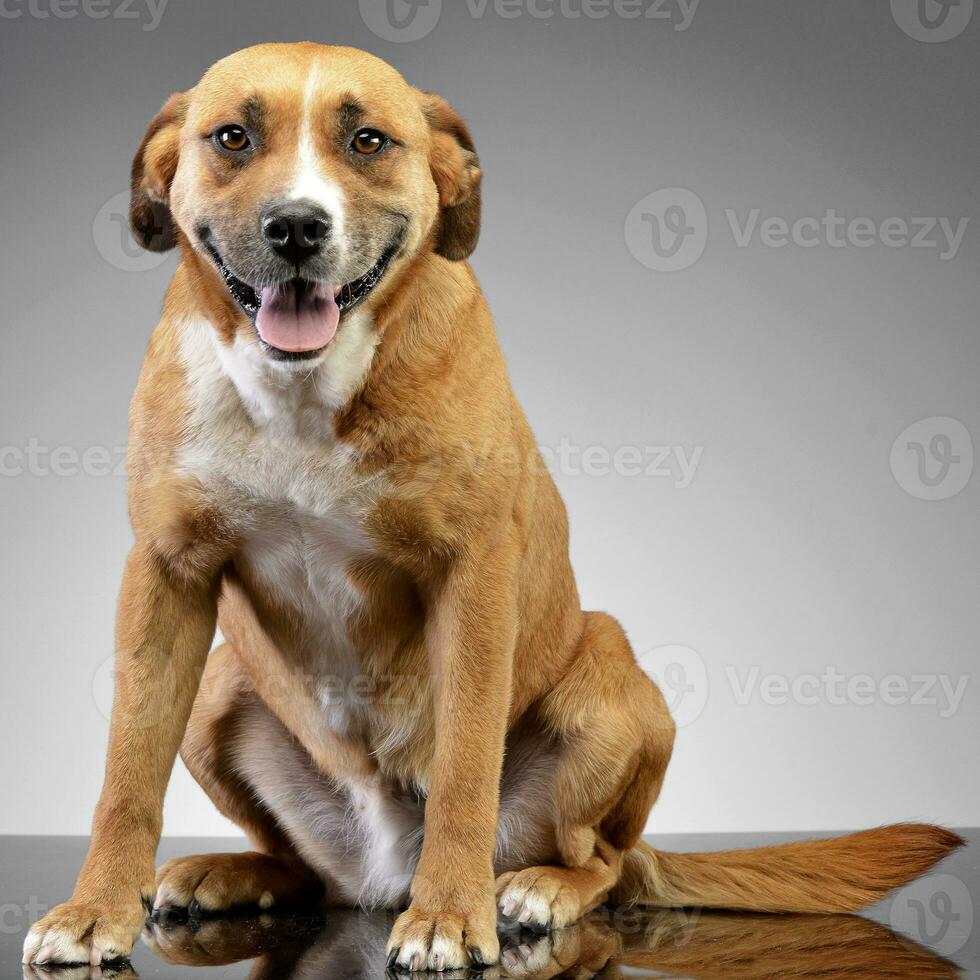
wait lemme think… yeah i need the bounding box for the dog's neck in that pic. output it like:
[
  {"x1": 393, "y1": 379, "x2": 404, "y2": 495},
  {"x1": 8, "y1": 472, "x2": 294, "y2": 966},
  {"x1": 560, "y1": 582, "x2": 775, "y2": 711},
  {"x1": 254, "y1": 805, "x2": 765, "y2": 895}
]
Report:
[
  {"x1": 174, "y1": 246, "x2": 481, "y2": 442},
  {"x1": 171, "y1": 243, "x2": 379, "y2": 432},
  {"x1": 177, "y1": 307, "x2": 376, "y2": 446}
]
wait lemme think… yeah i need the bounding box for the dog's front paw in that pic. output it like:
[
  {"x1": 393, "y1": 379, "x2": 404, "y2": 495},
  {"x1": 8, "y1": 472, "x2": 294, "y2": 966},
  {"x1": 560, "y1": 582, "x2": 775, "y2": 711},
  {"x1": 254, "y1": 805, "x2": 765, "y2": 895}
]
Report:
[
  {"x1": 22, "y1": 897, "x2": 147, "y2": 967},
  {"x1": 386, "y1": 898, "x2": 499, "y2": 973}
]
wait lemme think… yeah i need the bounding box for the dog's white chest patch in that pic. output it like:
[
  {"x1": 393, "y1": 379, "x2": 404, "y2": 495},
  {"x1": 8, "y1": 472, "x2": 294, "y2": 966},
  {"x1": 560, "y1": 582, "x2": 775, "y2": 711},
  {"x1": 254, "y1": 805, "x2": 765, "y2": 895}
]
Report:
[{"x1": 178, "y1": 316, "x2": 385, "y2": 733}]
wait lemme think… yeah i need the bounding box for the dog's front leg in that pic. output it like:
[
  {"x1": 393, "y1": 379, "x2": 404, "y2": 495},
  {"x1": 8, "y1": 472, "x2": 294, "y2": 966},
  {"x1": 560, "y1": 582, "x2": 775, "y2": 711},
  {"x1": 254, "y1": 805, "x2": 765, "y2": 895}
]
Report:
[
  {"x1": 23, "y1": 542, "x2": 219, "y2": 967},
  {"x1": 386, "y1": 550, "x2": 517, "y2": 973}
]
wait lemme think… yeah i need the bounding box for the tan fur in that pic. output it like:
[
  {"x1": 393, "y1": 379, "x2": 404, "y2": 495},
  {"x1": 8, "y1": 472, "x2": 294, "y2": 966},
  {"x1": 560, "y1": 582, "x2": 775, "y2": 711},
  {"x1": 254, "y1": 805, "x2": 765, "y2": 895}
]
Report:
[{"x1": 24, "y1": 43, "x2": 961, "y2": 973}]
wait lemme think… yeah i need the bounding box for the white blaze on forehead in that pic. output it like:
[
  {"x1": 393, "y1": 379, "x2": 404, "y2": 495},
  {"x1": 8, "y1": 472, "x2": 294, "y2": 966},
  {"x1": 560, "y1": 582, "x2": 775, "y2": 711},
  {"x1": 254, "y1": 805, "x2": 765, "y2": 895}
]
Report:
[{"x1": 290, "y1": 61, "x2": 346, "y2": 249}]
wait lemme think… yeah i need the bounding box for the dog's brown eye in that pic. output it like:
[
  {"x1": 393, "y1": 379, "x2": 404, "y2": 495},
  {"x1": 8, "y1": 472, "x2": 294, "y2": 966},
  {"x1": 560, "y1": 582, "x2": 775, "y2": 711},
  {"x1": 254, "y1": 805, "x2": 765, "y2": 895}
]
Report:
[
  {"x1": 215, "y1": 125, "x2": 250, "y2": 152},
  {"x1": 352, "y1": 129, "x2": 387, "y2": 155}
]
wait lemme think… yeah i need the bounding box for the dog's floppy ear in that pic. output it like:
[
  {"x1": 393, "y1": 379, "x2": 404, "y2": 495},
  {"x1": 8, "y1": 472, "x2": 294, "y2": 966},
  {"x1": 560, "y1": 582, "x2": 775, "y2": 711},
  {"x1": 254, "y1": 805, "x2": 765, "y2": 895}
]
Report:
[
  {"x1": 422, "y1": 93, "x2": 483, "y2": 261},
  {"x1": 129, "y1": 91, "x2": 190, "y2": 252}
]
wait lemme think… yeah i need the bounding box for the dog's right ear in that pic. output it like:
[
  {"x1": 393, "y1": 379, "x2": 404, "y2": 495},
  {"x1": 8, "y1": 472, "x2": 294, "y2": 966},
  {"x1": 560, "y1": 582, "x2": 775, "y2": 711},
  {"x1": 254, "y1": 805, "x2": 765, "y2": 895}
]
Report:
[
  {"x1": 129, "y1": 91, "x2": 190, "y2": 252},
  {"x1": 421, "y1": 93, "x2": 483, "y2": 262}
]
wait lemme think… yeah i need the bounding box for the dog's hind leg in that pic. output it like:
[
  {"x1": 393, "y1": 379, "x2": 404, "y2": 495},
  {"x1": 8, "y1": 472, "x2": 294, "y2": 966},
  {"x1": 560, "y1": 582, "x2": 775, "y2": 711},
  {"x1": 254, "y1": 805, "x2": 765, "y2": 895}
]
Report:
[
  {"x1": 154, "y1": 643, "x2": 324, "y2": 915},
  {"x1": 495, "y1": 612, "x2": 675, "y2": 930}
]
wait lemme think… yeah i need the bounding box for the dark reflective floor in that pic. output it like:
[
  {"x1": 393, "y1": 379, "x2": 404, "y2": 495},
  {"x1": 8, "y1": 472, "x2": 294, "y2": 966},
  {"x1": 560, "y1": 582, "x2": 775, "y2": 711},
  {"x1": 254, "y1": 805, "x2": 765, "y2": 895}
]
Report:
[{"x1": 4, "y1": 832, "x2": 977, "y2": 978}]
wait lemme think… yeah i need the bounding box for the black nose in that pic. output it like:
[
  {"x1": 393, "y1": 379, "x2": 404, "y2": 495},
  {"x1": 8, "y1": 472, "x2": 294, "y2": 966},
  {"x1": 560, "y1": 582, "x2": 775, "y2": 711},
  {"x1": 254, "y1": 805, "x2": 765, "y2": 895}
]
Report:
[{"x1": 261, "y1": 202, "x2": 331, "y2": 265}]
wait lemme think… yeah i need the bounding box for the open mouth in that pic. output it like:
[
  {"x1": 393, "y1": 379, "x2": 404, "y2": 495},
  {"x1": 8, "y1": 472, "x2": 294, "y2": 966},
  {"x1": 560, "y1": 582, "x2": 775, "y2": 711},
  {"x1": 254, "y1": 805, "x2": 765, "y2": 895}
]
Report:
[{"x1": 203, "y1": 240, "x2": 401, "y2": 361}]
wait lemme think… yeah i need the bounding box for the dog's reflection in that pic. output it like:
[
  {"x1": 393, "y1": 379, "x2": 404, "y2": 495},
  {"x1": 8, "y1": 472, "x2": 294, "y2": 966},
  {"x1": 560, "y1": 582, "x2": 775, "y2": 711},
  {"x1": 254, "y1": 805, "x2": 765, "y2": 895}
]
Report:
[
  {"x1": 21, "y1": 964, "x2": 140, "y2": 980},
  {"x1": 24, "y1": 904, "x2": 961, "y2": 979}
]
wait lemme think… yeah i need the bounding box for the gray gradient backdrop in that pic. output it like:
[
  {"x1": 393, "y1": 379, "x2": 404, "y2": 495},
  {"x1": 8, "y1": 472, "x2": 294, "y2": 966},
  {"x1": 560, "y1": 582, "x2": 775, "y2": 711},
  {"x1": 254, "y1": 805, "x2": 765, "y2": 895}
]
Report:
[{"x1": 0, "y1": 0, "x2": 977, "y2": 837}]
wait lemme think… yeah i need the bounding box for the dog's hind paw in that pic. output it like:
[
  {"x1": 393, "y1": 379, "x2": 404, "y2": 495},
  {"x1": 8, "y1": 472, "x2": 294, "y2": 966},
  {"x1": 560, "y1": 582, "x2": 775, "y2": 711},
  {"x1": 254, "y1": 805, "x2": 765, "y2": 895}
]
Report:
[{"x1": 153, "y1": 852, "x2": 322, "y2": 917}]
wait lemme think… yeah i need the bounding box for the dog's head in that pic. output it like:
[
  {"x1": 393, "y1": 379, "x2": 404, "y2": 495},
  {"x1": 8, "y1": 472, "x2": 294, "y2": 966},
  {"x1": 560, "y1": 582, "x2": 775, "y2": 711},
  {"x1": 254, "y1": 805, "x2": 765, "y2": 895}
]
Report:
[{"x1": 130, "y1": 43, "x2": 481, "y2": 363}]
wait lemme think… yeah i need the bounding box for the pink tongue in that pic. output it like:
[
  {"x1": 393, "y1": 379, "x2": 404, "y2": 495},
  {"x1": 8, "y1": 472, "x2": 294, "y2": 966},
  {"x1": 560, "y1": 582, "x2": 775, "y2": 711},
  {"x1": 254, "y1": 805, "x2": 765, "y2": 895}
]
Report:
[{"x1": 255, "y1": 281, "x2": 340, "y2": 353}]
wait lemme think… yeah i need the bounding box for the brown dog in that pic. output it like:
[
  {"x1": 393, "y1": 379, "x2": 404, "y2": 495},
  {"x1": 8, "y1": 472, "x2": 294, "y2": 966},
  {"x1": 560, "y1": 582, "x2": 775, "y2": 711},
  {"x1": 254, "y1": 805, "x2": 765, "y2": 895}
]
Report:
[{"x1": 23, "y1": 43, "x2": 961, "y2": 974}]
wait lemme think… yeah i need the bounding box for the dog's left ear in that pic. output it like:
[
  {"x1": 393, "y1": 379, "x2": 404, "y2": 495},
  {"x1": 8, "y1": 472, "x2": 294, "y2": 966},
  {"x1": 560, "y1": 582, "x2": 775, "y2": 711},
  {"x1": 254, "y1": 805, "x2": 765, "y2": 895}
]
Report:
[
  {"x1": 422, "y1": 93, "x2": 483, "y2": 261},
  {"x1": 129, "y1": 91, "x2": 190, "y2": 252}
]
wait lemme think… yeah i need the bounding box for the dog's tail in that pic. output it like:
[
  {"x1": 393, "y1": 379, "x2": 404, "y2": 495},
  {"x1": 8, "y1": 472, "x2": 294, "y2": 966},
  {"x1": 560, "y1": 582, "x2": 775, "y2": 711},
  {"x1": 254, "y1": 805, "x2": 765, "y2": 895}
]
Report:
[{"x1": 611, "y1": 824, "x2": 963, "y2": 913}]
